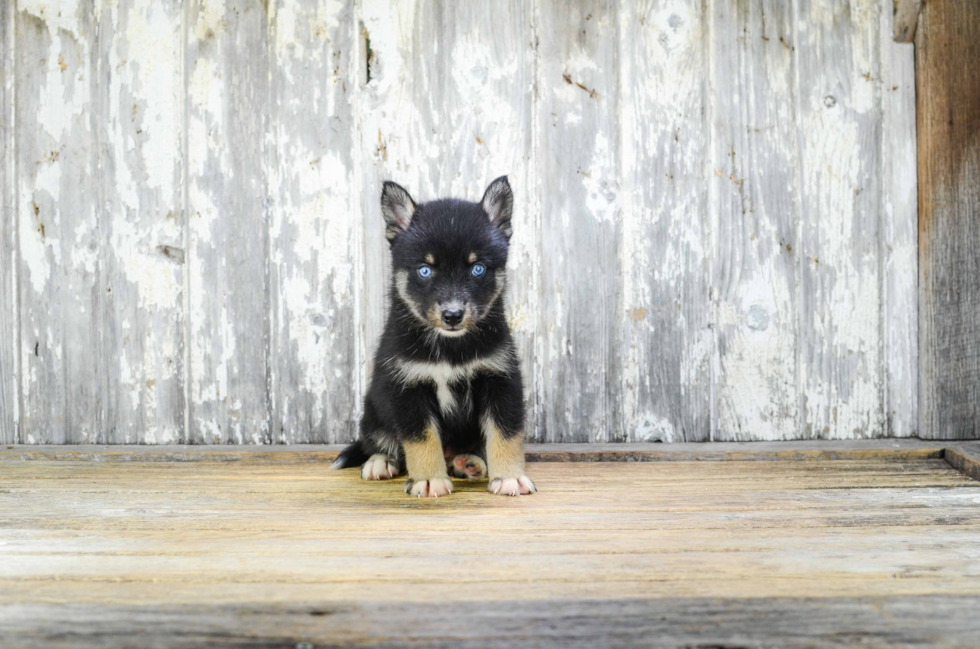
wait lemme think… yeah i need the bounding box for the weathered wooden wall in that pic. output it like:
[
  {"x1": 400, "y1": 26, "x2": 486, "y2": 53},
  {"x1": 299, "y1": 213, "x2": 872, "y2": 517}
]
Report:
[
  {"x1": 916, "y1": 0, "x2": 980, "y2": 440},
  {"x1": 0, "y1": 0, "x2": 923, "y2": 444}
]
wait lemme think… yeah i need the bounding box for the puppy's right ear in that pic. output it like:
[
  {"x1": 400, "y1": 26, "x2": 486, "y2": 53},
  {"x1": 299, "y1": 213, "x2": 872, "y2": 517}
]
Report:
[{"x1": 381, "y1": 181, "x2": 417, "y2": 242}]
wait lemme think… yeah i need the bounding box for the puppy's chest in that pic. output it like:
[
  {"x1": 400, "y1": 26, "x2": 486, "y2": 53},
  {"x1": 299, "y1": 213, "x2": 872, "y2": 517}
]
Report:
[{"x1": 423, "y1": 363, "x2": 473, "y2": 418}]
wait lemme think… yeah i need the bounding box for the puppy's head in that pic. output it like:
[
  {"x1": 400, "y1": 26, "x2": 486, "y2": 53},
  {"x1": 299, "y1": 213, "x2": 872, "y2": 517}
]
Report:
[{"x1": 382, "y1": 176, "x2": 513, "y2": 337}]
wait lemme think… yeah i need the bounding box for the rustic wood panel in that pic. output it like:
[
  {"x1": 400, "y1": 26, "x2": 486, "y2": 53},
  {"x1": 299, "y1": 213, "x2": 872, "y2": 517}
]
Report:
[
  {"x1": 3, "y1": 0, "x2": 925, "y2": 443},
  {"x1": 16, "y1": 0, "x2": 102, "y2": 443},
  {"x1": 880, "y1": 0, "x2": 918, "y2": 437},
  {"x1": 268, "y1": 0, "x2": 358, "y2": 443},
  {"x1": 4, "y1": 596, "x2": 980, "y2": 649},
  {"x1": 1, "y1": 456, "x2": 979, "y2": 645},
  {"x1": 356, "y1": 0, "x2": 536, "y2": 439},
  {"x1": 98, "y1": 0, "x2": 186, "y2": 443},
  {"x1": 185, "y1": 0, "x2": 271, "y2": 443},
  {"x1": 617, "y1": 1, "x2": 711, "y2": 442},
  {"x1": 796, "y1": 0, "x2": 885, "y2": 439},
  {"x1": 709, "y1": 0, "x2": 800, "y2": 440},
  {"x1": 0, "y1": 0, "x2": 16, "y2": 444},
  {"x1": 916, "y1": 0, "x2": 980, "y2": 440},
  {"x1": 535, "y1": 1, "x2": 621, "y2": 442}
]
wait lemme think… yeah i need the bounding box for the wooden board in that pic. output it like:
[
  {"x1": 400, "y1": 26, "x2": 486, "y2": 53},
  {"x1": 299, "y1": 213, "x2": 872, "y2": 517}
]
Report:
[
  {"x1": 916, "y1": 0, "x2": 980, "y2": 439},
  {"x1": 0, "y1": 0, "x2": 16, "y2": 444},
  {"x1": 618, "y1": 0, "x2": 711, "y2": 442},
  {"x1": 796, "y1": 0, "x2": 883, "y2": 439},
  {"x1": 98, "y1": 0, "x2": 186, "y2": 443},
  {"x1": 709, "y1": 0, "x2": 800, "y2": 441},
  {"x1": 16, "y1": 0, "x2": 102, "y2": 444},
  {"x1": 880, "y1": 0, "x2": 919, "y2": 438},
  {"x1": 1, "y1": 454, "x2": 979, "y2": 646},
  {"x1": 4, "y1": 596, "x2": 980, "y2": 649},
  {"x1": 268, "y1": 0, "x2": 358, "y2": 443},
  {"x1": 185, "y1": 0, "x2": 271, "y2": 444},
  {"x1": 535, "y1": 1, "x2": 620, "y2": 442},
  {"x1": 356, "y1": 0, "x2": 535, "y2": 441},
  {"x1": 0, "y1": 439, "x2": 956, "y2": 464}
]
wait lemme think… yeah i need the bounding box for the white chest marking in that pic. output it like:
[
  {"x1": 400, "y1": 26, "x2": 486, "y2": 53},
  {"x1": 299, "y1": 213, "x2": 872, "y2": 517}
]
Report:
[{"x1": 391, "y1": 349, "x2": 512, "y2": 416}]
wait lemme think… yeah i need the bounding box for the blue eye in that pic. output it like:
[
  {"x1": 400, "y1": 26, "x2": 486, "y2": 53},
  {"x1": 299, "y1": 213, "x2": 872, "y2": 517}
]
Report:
[
  {"x1": 472, "y1": 263, "x2": 486, "y2": 277},
  {"x1": 418, "y1": 265, "x2": 432, "y2": 278}
]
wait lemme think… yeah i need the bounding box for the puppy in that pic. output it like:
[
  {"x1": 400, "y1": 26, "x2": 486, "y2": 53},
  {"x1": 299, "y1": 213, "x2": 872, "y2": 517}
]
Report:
[{"x1": 332, "y1": 176, "x2": 535, "y2": 497}]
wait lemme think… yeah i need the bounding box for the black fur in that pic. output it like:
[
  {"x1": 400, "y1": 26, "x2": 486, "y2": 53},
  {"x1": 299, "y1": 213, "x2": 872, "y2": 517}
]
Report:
[{"x1": 333, "y1": 177, "x2": 525, "y2": 487}]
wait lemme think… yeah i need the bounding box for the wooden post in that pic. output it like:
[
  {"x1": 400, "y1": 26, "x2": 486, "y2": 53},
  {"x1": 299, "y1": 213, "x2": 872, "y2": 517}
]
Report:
[{"x1": 917, "y1": 0, "x2": 980, "y2": 439}]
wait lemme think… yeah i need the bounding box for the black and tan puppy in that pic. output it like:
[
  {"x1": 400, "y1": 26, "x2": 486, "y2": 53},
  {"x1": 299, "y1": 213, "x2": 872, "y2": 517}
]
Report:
[{"x1": 332, "y1": 177, "x2": 535, "y2": 498}]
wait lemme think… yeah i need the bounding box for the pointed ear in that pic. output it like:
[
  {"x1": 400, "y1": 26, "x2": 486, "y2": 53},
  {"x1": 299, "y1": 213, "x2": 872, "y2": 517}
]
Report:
[
  {"x1": 480, "y1": 175, "x2": 514, "y2": 240},
  {"x1": 381, "y1": 181, "x2": 417, "y2": 241}
]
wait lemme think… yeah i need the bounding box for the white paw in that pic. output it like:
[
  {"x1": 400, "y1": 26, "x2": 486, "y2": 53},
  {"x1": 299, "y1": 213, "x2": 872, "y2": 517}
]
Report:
[
  {"x1": 489, "y1": 475, "x2": 536, "y2": 496},
  {"x1": 361, "y1": 454, "x2": 399, "y2": 480},
  {"x1": 449, "y1": 454, "x2": 487, "y2": 481},
  {"x1": 405, "y1": 477, "x2": 453, "y2": 498}
]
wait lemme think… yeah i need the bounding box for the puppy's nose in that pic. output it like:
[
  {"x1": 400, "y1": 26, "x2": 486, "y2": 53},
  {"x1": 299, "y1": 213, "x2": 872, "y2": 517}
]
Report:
[{"x1": 441, "y1": 308, "x2": 464, "y2": 326}]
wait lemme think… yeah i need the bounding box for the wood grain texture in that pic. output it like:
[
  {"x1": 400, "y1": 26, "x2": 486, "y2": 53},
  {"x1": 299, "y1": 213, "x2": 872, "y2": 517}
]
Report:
[
  {"x1": 4, "y1": 597, "x2": 980, "y2": 649},
  {"x1": 1, "y1": 456, "x2": 979, "y2": 645},
  {"x1": 892, "y1": 0, "x2": 921, "y2": 42},
  {"x1": 536, "y1": 1, "x2": 621, "y2": 442},
  {"x1": 0, "y1": 0, "x2": 16, "y2": 444},
  {"x1": 356, "y1": 0, "x2": 536, "y2": 439},
  {"x1": 617, "y1": 0, "x2": 711, "y2": 443},
  {"x1": 5, "y1": 0, "x2": 924, "y2": 443},
  {"x1": 796, "y1": 0, "x2": 885, "y2": 439},
  {"x1": 268, "y1": 0, "x2": 358, "y2": 443},
  {"x1": 185, "y1": 0, "x2": 271, "y2": 444},
  {"x1": 0, "y1": 439, "x2": 953, "y2": 464},
  {"x1": 880, "y1": 0, "x2": 918, "y2": 437},
  {"x1": 16, "y1": 0, "x2": 102, "y2": 443},
  {"x1": 709, "y1": 0, "x2": 800, "y2": 441},
  {"x1": 916, "y1": 0, "x2": 980, "y2": 440},
  {"x1": 944, "y1": 444, "x2": 980, "y2": 482},
  {"x1": 98, "y1": 0, "x2": 186, "y2": 443}
]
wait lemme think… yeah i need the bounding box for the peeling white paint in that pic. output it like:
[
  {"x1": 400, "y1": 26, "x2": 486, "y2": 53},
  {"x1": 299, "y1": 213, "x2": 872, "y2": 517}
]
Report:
[{"x1": 10, "y1": 0, "x2": 917, "y2": 444}]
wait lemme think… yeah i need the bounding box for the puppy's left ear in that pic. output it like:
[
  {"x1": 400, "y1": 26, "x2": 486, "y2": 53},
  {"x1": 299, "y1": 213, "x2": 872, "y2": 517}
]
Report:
[
  {"x1": 480, "y1": 175, "x2": 514, "y2": 240},
  {"x1": 381, "y1": 181, "x2": 417, "y2": 242}
]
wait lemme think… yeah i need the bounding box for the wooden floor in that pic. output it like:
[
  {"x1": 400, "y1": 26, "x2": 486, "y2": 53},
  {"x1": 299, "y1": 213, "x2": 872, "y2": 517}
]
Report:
[{"x1": 2, "y1": 442, "x2": 980, "y2": 647}]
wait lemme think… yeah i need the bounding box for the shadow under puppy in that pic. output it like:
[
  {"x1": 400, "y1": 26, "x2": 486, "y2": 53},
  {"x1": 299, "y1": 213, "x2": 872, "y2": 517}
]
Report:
[{"x1": 332, "y1": 176, "x2": 535, "y2": 498}]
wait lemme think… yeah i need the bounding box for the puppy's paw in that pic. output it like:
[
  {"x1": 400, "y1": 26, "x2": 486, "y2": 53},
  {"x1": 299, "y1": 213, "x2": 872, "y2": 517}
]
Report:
[
  {"x1": 361, "y1": 454, "x2": 400, "y2": 481},
  {"x1": 488, "y1": 475, "x2": 536, "y2": 496},
  {"x1": 449, "y1": 454, "x2": 487, "y2": 481},
  {"x1": 404, "y1": 477, "x2": 453, "y2": 498}
]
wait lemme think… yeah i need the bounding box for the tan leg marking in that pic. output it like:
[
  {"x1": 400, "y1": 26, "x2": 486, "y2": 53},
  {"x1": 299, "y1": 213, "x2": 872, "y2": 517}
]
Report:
[
  {"x1": 402, "y1": 423, "x2": 453, "y2": 498},
  {"x1": 482, "y1": 416, "x2": 536, "y2": 496}
]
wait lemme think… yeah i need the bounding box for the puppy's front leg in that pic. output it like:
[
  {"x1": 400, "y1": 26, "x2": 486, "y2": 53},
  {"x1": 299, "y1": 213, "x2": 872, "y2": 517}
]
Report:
[
  {"x1": 403, "y1": 420, "x2": 453, "y2": 498},
  {"x1": 483, "y1": 418, "x2": 535, "y2": 496},
  {"x1": 476, "y1": 374, "x2": 536, "y2": 496}
]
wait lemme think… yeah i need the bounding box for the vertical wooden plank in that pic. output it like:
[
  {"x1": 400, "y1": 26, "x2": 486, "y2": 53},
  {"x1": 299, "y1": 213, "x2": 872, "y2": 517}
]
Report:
[
  {"x1": 186, "y1": 0, "x2": 271, "y2": 444},
  {"x1": 0, "y1": 0, "x2": 17, "y2": 444},
  {"x1": 880, "y1": 0, "x2": 917, "y2": 437},
  {"x1": 617, "y1": 0, "x2": 711, "y2": 442},
  {"x1": 97, "y1": 0, "x2": 185, "y2": 443},
  {"x1": 535, "y1": 0, "x2": 620, "y2": 442},
  {"x1": 795, "y1": 0, "x2": 884, "y2": 438},
  {"x1": 916, "y1": 0, "x2": 980, "y2": 439},
  {"x1": 268, "y1": 0, "x2": 357, "y2": 444},
  {"x1": 16, "y1": 0, "x2": 102, "y2": 443},
  {"x1": 709, "y1": 0, "x2": 801, "y2": 440},
  {"x1": 356, "y1": 0, "x2": 535, "y2": 435}
]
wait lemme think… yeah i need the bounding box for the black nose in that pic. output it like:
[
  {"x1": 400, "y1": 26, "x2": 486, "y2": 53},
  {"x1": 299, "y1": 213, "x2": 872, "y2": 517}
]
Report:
[{"x1": 441, "y1": 309, "x2": 464, "y2": 326}]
